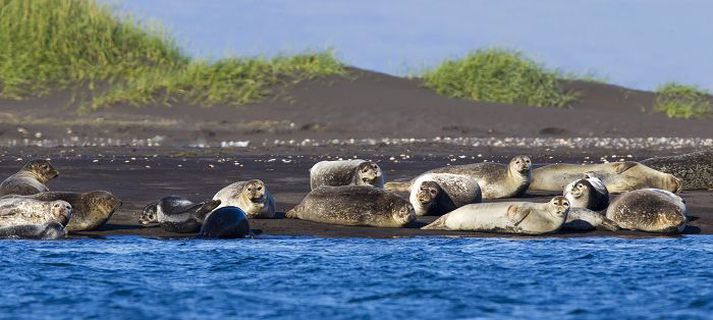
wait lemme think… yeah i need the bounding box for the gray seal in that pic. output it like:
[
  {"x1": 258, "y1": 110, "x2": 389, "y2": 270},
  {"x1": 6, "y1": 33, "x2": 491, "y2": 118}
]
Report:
[
  {"x1": 0, "y1": 159, "x2": 59, "y2": 196},
  {"x1": 562, "y1": 208, "x2": 619, "y2": 232},
  {"x1": 422, "y1": 196, "x2": 570, "y2": 235},
  {"x1": 309, "y1": 160, "x2": 385, "y2": 190},
  {"x1": 563, "y1": 175, "x2": 609, "y2": 211},
  {"x1": 606, "y1": 188, "x2": 687, "y2": 233},
  {"x1": 199, "y1": 206, "x2": 251, "y2": 239},
  {"x1": 641, "y1": 150, "x2": 713, "y2": 190},
  {"x1": 2, "y1": 191, "x2": 122, "y2": 231},
  {"x1": 530, "y1": 162, "x2": 682, "y2": 194},
  {"x1": 0, "y1": 222, "x2": 67, "y2": 240},
  {"x1": 409, "y1": 173, "x2": 482, "y2": 216},
  {"x1": 140, "y1": 196, "x2": 221, "y2": 233},
  {"x1": 286, "y1": 186, "x2": 415, "y2": 227},
  {"x1": 212, "y1": 179, "x2": 276, "y2": 218}
]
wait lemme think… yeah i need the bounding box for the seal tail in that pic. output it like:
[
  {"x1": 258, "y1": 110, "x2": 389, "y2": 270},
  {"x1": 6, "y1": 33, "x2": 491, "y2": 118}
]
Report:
[
  {"x1": 598, "y1": 217, "x2": 620, "y2": 232},
  {"x1": 384, "y1": 181, "x2": 411, "y2": 192},
  {"x1": 421, "y1": 215, "x2": 448, "y2": 230}
]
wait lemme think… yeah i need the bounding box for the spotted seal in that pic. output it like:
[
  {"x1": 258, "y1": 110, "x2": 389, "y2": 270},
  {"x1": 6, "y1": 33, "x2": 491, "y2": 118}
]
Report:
[
  {"x1": 0, "y1": 222, "x2": 67, "y2": 240},
  {"x1": 386, "y1": 155, "x2": 531, "y2": 199},
  {"x1": 562, "y1": 208, "x2": 619, "y2": 232},
  {"x1": 0, "y1": 197, "x2": 72, "y2": 227},
  {"x1": 530, "y1": 162, "x2": 682, "y2": 194},
  {"x1": 309, "y1": 159, "x2": 385, "y2": 190},
  {"x1": 199, "y1": 206, "x2": 252, "y2": 239},
  {"x1": 212, "y1": 179, "x2": 276, "y2": 218},
  {"x1": 409, "y1": 173, "x2": 482, "y2": 216},
  {"x1": 140, "y1": 196, "x2": 221, "y2": 233},
  {"x1": 422, "y1": 196, "x2": 570, "y2": 235},
  {"x1": 641, "y1": 151, "x2": 713, "y2": 190},
  {"x1": 605, "y1": 188, "x2": 687, "y2": 233},
  {"x1": 563, "y1": 175, "x2": 609, "y2": 211},
  {"x1": 0, "y1": 159, "x2": 59, "y2": 196},
  {"x1": 286, "y1": 186, "x2": 415, "y2": 227}
]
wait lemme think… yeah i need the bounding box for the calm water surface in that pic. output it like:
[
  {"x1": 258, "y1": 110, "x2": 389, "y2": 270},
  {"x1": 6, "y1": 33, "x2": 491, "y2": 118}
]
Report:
[{"x1": 1, "y1": 236, "x2": 711, "y2": 319}]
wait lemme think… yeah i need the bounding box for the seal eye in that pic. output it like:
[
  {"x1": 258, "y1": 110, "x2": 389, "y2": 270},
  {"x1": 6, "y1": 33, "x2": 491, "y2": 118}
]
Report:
[
  {"x1": 430, "y1": 189, "x2": 437, "y2": 195},
  {"x1": 257, "y1": 186, "x2": 263, "y2": 191}
]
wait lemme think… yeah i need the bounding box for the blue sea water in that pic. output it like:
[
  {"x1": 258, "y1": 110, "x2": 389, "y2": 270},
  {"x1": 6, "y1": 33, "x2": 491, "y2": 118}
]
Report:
[{"x1": 1, "y1": 236, "x2": 712, "y2": 320}]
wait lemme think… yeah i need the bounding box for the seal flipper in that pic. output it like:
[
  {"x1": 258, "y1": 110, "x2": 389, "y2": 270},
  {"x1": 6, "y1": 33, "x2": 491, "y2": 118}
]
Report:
[
  {"x1": 598, "y1": 217, "x2": 620, "y2": 231},
  {"x1": 192, "y1": 200, "x2": 221, "y2": 221},
  {"x1": 421, "y1": 214, "x2": 449, "y2": 230},
  {"x1": 507, "y1": 205, "x2": 532, "y2": 226},
  {"x1": 613, "y1": 162, "x2": 637, "y2": 174}
]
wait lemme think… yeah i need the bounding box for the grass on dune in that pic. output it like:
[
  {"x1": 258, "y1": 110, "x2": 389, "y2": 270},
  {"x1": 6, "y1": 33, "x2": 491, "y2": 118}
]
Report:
[
  {"x1": 654, "y1": 83, "x2": 711, "y2": 119},
  {"x1": 0, "y1": 0, "x2": 344, "y2": 110},
  {"x1": 422, "y1": 49, "x2": 578, "y2": 108}
]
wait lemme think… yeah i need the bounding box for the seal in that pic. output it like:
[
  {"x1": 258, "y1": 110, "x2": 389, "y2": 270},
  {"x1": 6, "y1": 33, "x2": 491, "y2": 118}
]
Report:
[
  {"x1": 0, "y1": 197, "x2": 72, "y2": 227},
  {"x1": 641, "y1": 151, "x2": 713, "y2": 190},
  {"x1": 286, "y1": 185, "x2": 415, "y2": 227},
  {"x1": 530, "y1": 162, "x2": 682, "y2": 194},
  {"x1": 309, "y1": 159, "x2": 385, "y2": 190},
  {"x1": 385, "y1": 155, "x2": 532, "y2": 199},
  {"x1": 199, "y1": 206, "x2": 252, "y2": 239},
  {"x1": 140, "y1": 196, "x2": 221, "y2": 233},
  {"x1": 605, "y1": 188, "x2": 687, "y2": 233},
  {"x1": 0, "y1": 159, "x2": 59, "y2": 196},
  {"x1": 422, "y1": 196, "x2": 570, "y2": 235},
  {"x1": 3, "y1": 191, "x2": 122, "y2": 231},
  {"x1": 563, "y1": 175, "x2": 609, "y2": 211},
  {"x1": 409, "y1": 173, "x2": 482, "y2": 216},
  {"x1": 0, "y1": 222, "x2": 67, "y2": 240},
  {"x1": 562, "y1": 208, "x2": 619, "y2": 232},
  {"x1": 212, "y1": 179, "x2": 276, "y2": 218}
]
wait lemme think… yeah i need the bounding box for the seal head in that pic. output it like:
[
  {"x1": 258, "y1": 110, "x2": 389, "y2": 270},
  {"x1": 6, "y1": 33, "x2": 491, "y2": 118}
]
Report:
[{"x1": 23, "y1": 159, "x2": 59, "y2": 184}]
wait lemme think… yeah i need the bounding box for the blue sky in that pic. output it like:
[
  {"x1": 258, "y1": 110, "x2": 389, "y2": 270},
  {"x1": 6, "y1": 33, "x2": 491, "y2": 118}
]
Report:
[{"x1": 116, "y1": 0, "x2": 713, "y2": 90}]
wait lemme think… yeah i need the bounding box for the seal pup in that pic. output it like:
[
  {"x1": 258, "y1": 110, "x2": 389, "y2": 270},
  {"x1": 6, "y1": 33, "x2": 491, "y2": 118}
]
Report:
[
  {"x1": 530, "y1": 162, "x2": 682, "y2": 194},
  {"x1": 606, "y1": 188, "x2": 687, "y2": 233},
  {"x1": 422, "y1": 196, "x2": 569, "y2": 235},
  {"x1": 0, "y1": 222, "x2": 67, "y2": 240},
  {"x1": 3, "y1": 191, "x2": 122, "y2": 231},
  {"x1": 0, "y1": 198, "x2": 72, "y2": 227},
  {"x1": 562, "y1": 208, "x2": 619, "y2": 232},
  {"x1": 199, "y1": 206, "x2": 252, "y2": 239},
  {"x1": 286, "y1": 186, "x2": 415, "y2": 228},
  {"x1": 386, "y1": 155, "x2": 532, "y2": 199},
  {"x1": 309, "y1": 159, "x2": 385, "y2": 190},
  {"x1": 212, "y1": 179, "x2": 276, "y2": 218},
  {"x1": 641, "y1": 151, "x2": 713, "y2": 190},
  {"x1": 563, "y1": 175, "x2": 609, "y2": 211},
  {"x1": 140, "y1": 196, "x2": 221, "y2": 233},
  {"x1": 409, "y1": 173, "x2": 482, "y2": 216},
  {"x1": 0, "y1": 159, "x2": 59, "y2": 196}
]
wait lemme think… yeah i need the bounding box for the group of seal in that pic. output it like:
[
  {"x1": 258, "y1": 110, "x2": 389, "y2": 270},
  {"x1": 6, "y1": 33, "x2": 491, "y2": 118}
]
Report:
[{"x1": 0, "y1": 160, "x2": 122, "y2": 239}]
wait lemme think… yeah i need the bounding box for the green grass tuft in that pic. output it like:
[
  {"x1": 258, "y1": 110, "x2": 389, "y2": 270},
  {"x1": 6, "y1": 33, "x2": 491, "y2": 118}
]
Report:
[
  {"x1": 654, "y1": 82, "x2": 711, "y2": 119},
  {"x1": 422, "y1": 49, "x2": 578, "y2": 107},
  {"x1": 0, "y1": 0, "x2": 344, "y2": 109}
]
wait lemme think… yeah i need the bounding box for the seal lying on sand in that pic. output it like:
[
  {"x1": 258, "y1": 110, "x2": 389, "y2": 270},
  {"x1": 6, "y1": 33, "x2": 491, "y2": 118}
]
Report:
[
  {"x1": 562, "y1": 208, "x2": 619, "y2": 232},
  {"x1": 530, "y1": 162, "x2": 682, "y2": 194},
  {"x1": 0, "y1": 198, "x2": 72, "y2": 227},
  {"x1": 563, "y1": 175, "x2": 609, "y2": 211},
  {"x1": 606, "y1": 188, "x2": 687, "y2": 233},
  {"x1": 386, "y1": 155, "x2": 531, "y2": 199},
  {"x1": 409, "y1": 173, "x2": 482, "y2": 216},
  {"x1": 199, "y1": 206, "x2": 252, "y2": 239},
  {"x1": 140, "y1": 196, "x2": 221, "y2": 233},
  {"x1": 286, "y1": 186, "x2": 415, "y2": 227},
  {"x1": 0, "y1": 222, "x2": 67, "y2": 240},
  {"x1": 0, "y1": 159, "x2": 59, "y2": 196},
  {"x1": 422, "y1": 196, "x2": 570, "y2": 235},
  {"x1": 3, "y1": 191, "x2": 122, "y2": 231},
  {"x1": 309, "y1": 160, "x2": 385, "y2": 190},
  {"x1": 641, "y1": 151, "x2": 713, "y2": 190},
  {"x1": 212, "y1": 179, "x2": 276, "y2": 218}
]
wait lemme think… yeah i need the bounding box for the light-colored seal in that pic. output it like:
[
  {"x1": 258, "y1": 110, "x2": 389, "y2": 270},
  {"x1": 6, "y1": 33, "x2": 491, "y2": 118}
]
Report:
[
  {"x1": 212, "y1": 179, "x2": 276, "y2": 218},
  {"x1": 0, "y1": 159, "x2": 59, "y2": 196},
  {"x1": 309, "y1": 159, "x2": 385, "y2": 190},
  {"x1": 140, "y1": 196, "x2": 221, "y2": 233},
  {"x1": 0, "y1": 222, "x2": 67, "y2": 240},
  {"x1": 2, "y1": 191, "x2": 122, "y2": 231},
  {"x1": 562, "y1": 208, "x2": 619, "y2": 232},
  {"x1": 530, "y1": 162, "x2": 682, "y2": 194},
  {"x1": 199, "y1": 206, "x2": 252, "y2": 239},
  {"x1": 605, "y1": 188, "x2": 687, "y2": 233},
  {"x1": 386, "y1": 155, "x2": 532, "y2": 199},
  {"x1": 641, "y1": 151, "x2": 713, "y2": 190},
  {"x1": 0, "y1": 198, "x2": 72, "y2": 227},
  {"x1": 409, "y1": 173, "x2": 482, "y2": 216},
  {"x1": 563, "y1": 175, "x2": 609, "y2": 211},
  {"x1": 286, "y1": 185, "x2": 415, "y2": 227},
  {"x1": 422, "y1": 196, "x2": 570, "y2": 235}
]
